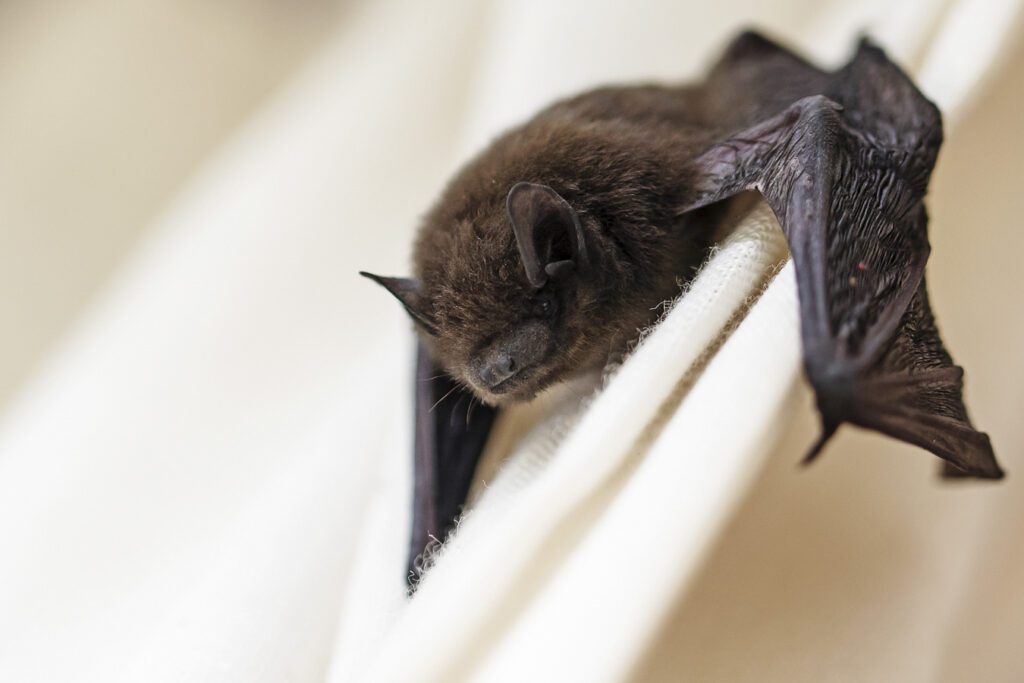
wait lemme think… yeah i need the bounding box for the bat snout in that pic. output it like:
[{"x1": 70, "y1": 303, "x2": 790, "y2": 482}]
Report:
[
  {"x1": 471, "y1": 321, "x2": 551, "y2": 398},
  {"x1": 467, "y1": 346, "x2": 549, "y2": 403},
  {"x1": 478, "y1": 351, "x2": 518, "y2": 390}
]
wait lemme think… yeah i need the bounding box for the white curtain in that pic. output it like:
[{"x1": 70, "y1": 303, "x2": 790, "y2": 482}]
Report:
[{"x1": 1, "y1": 1, "x2": 1022, "y2": 681}]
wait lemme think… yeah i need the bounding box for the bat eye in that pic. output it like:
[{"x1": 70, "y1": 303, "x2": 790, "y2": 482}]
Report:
[{"x1": 533, "y1": 292, "x2": 557, "y2": 319}]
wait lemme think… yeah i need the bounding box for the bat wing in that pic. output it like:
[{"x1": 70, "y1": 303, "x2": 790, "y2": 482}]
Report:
[
  {"x1": 409, "y1": 343, "x2": 500, "y2": 587},
  {"x1": 679, "y1": 34, "x2": 1003, "y2": 478}
]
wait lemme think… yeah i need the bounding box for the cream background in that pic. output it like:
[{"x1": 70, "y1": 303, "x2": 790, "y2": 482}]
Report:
[
  {"x1": 1, "y1": 1, "x2": 1022, "y2": 681},
  {"x1": 0, "y1": 0, "x2": 342, "y2": 409}
]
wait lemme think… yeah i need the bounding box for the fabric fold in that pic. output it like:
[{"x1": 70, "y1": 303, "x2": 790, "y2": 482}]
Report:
[{"x1": 343, "y1": 203, "x2": 791, "y2": 682}]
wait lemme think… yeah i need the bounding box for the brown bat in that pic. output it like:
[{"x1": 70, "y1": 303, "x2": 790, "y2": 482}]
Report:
[{"x1": 361, "y1": 31, "x2": 1004, "y2": 587}]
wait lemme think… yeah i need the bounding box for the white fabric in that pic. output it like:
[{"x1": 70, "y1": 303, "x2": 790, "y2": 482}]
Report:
[
  {"x1": 2, "y1": 1, "x2": 1023, "y2": 681},
  {"x1": 337, "y1": 202, "x2": 794, "y2": 682}
]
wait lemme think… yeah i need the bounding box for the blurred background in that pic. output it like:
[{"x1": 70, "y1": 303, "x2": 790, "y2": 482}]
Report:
[{"x1": 0, "y1": 0, "x2": 343, "y2": 409}]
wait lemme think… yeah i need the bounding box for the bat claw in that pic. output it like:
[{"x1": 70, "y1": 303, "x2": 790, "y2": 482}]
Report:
[{"x1": 801, "y1": 417, "x2": 840, "y2": 466}]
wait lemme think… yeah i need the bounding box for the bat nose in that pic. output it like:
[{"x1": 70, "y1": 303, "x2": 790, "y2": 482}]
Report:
[{"x1": 479, "y1": 351, "x2": 517, "y2": 389}]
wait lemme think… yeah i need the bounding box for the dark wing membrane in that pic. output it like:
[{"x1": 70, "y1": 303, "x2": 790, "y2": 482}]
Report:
[
  {"x1": 679, "y1": 34, "x2": 1002, "y2": 478},
  {"x1": 410, "y1": 344, "x2": 500, "y2": 587}
]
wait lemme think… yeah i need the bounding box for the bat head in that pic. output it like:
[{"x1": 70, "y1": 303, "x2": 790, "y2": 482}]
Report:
[
  {"x1": 362, "y1": 182, "x2": 607, "y2": 404},
  {"x1": 362, "y1": 115, "x2": 712, "y2": 405}
]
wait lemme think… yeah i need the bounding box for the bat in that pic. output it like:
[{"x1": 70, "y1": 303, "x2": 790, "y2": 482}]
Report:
[{"x1": 361, "y1": 31, "x2": 1005, "y2": 587}]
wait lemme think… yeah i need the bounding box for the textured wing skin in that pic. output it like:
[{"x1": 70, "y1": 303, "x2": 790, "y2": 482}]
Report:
[
  {"x1": 410, "y1": 344, "x2": 499, "y2": 587},
  {"x1": 680, "y1": 34, "x2": 1002, "y2": 478}
]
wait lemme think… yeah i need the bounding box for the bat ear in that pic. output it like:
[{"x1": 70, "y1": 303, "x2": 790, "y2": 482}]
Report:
[
  {"x1": 506, "y1": 182, "x2": 590, "y2": 289},
  {"x1": 359, "y1": 272, "x2": 437, "y2": 335}
]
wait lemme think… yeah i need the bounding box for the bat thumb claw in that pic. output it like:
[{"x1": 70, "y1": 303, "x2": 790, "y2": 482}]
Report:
[{"x1": 801, "y1": 418, "x2": 840, "y2": 466}]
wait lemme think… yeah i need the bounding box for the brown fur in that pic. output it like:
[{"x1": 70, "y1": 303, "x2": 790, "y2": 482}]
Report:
[{"x1": 411, "y1": 86, "x2": 721, "y2": 403}]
